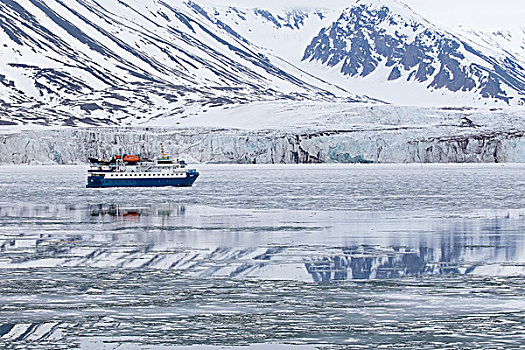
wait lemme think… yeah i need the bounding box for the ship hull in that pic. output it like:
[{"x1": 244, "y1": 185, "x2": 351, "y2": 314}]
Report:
[{"x1": 86, "y1": 174, "x2": 199, "y2": 188}]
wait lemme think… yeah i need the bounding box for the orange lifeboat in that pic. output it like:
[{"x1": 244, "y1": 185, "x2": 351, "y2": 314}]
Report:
[
  {"x1": 115, "y1": 155, "x2": 140, "y2": 163},
  {"x1": 123, "y1": 155, "x2": 140, "y2": 163}
]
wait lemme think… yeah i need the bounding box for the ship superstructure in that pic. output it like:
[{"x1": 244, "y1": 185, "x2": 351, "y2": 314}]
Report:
[{"x1": 86, "y1": 145, "x2": 199, "y2": 188}]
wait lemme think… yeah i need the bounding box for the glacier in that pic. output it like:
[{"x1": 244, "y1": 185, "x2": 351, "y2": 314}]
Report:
[{"x1": 2, "y1": 103, "x2": 524, "y2": 164}]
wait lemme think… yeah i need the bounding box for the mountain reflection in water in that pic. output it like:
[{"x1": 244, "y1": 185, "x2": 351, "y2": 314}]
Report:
[{"x1": 1, "y1": 203, "x2": 523, "y2": 281}]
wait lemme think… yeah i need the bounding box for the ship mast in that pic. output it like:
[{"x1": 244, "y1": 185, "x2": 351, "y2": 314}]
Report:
[{"x1": 160, "y1": 143, "x2": 168, "y2": 159}]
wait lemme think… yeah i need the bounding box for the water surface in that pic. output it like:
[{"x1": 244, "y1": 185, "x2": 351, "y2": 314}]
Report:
[{"x1": 0, "y1": 164, "x2": 524, "y2": 349}]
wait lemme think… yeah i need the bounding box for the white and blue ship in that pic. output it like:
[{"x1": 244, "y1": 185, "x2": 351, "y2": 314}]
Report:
[{"x1": 87, "y1": 145, "x2": 199, "y2": 188}]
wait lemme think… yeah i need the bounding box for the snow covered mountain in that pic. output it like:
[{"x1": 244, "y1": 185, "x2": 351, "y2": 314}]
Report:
[
  {"x1": 299, "y1": 0, "x2": 525, "y2": 105},
  {"x1": 199, "y1": 0, "x2": 525, "y2": 107},
  {"x1": 0, "y1": 0, "x2": 365, "y2": 127},
  {"x1": 0, "y1": 0, "x2": 524, "y2": 129}
]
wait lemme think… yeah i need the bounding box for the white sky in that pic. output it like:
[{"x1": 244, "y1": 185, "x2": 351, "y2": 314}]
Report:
[
  {"x1": 200, "y1": 0, "x2": 525, "y2": 30},
  {"x1": 402, "y1": 0, "x2": 525, "y2": 30}
]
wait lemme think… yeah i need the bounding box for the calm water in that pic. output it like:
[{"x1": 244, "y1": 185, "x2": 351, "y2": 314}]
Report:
[{"x1": 0, "y1": 164, "x2": 524, "y2": 349}]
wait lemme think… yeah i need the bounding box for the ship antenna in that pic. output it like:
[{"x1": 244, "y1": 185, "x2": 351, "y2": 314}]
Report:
[{"x1": 161, "y1": 143, "x2": 166, "y2": 158}]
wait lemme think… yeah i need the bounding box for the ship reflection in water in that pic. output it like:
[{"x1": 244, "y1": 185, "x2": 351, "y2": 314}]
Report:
[
  {"x1": 0, "y1": 203, "x2": 523, "y2": 281},
  {"x1": 88, "y1": 203, "x2": 185, "y2": 224}
]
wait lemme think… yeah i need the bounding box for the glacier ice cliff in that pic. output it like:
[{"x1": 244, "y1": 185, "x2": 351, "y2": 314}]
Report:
[{"x1": 1, "y1": 125, "x2": 524, "y2": 164}]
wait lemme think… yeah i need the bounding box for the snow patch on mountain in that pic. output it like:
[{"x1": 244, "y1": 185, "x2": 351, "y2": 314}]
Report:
[{"x1": 194, "y1": 1, "x2": 341, "y2": 62}]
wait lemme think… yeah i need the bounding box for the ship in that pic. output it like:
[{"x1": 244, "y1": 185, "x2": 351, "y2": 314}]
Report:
[{"x1": 86, "y1": 144, "x2": 199, "y2": 188}]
